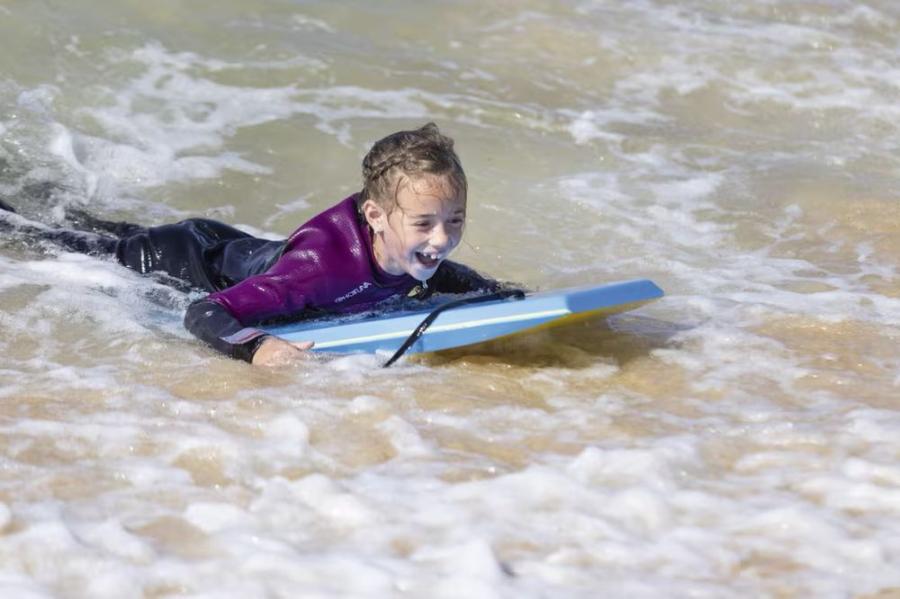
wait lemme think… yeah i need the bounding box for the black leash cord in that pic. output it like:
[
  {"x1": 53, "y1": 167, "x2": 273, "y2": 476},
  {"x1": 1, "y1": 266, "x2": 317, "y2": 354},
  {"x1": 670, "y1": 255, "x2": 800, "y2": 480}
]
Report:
[{"x1": 383, "y1": 289, "x2": 526, "y2": 368}]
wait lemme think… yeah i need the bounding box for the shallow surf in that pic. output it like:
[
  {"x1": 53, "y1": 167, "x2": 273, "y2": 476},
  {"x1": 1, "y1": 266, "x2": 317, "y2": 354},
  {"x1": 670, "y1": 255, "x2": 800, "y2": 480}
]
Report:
[{"x1": 1, "y1": 1, "x2": 899, "y2": 597}]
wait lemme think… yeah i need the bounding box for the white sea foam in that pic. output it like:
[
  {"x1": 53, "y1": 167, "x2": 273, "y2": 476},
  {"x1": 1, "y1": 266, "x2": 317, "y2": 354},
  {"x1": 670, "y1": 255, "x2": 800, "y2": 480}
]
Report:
[
  {"x1": 34, "y1": 40, "x2": 560, "y2": 202},
  {"x1": 50, "y1": 45, "x2": 294, "y2": 199},
  {"x1": 565, "y1": 109, "x2": 658, "y2": 145},
  {"x1": 289, "y1": 14, "x2": 337, "y2": 34},
  {"x1": 378, "y1": 416, "x2": 435, "y2": 458}
]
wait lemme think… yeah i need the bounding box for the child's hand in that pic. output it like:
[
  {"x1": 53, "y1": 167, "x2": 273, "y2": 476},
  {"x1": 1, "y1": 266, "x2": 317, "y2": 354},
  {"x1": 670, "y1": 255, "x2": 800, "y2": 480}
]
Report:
[{"x1": 252, "y1": 337, "x2": 315, "y2": 366}]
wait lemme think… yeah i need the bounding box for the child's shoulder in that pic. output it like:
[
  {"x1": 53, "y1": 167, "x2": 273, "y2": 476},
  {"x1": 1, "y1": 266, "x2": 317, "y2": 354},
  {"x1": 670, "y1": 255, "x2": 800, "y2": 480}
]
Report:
[{"x1": 286, "y1": 194, "x2": 361, "y2": 241}]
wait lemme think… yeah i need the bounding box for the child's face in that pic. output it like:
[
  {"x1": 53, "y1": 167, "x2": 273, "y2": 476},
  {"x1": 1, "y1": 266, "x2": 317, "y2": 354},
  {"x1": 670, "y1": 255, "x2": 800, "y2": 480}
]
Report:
[{"x1": 364, "y1": 174, "x2": 466, "y2": 282}]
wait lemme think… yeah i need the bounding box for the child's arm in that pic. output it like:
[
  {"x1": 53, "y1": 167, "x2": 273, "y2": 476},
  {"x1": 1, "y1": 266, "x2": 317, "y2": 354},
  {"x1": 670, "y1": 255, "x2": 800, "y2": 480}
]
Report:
[
  {"x1": 183, "y1": 299, "x2": 271, "y2": 362},
  {"x1": 183, "y1": 299, "x2": 312, "y2": 365},
  {"x1": 184, "y1": 250, "x2": 322, "y2": 363}
]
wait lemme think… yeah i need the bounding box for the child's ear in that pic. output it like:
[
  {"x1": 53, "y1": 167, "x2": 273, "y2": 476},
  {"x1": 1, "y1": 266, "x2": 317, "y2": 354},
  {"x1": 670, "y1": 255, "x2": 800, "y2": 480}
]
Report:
[{"x1": 361, "y1": 199, "x2": 386, "y2": 234}]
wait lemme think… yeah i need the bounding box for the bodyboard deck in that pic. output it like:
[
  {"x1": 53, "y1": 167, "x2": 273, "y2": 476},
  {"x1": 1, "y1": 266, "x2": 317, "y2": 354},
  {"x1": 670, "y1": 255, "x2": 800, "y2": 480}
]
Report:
[{"x1": 262, "y1": 278, "x2": 664, "y2": 356}]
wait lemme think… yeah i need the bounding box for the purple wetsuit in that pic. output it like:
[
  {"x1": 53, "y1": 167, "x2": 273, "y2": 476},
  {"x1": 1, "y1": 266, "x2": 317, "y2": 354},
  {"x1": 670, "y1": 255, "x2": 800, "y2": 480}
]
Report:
[
  {"x1": 184, "y1": 195, "x2": 500, "y2": 361},
  {"x1": 208, "y1": 195, "x2": 418, "y2": 323}
]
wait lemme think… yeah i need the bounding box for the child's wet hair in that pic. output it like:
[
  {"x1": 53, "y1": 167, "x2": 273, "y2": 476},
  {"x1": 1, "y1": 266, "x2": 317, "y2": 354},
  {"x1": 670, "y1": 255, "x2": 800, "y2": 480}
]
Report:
[{"x1": 358, "y1": 122, "x2": 467, "y2": 210}]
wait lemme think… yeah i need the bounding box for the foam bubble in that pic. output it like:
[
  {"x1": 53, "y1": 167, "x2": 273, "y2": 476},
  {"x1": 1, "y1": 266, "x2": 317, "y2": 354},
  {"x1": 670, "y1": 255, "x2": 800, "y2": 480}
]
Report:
[
  {"x1": 346, "y1": 395, "x2": 390, "y2": 415},
  {"x1": 567, "y1": 440, "x2": 699, "y2": 492},
  {"x1": 71, "y1": 519, "x2": 155, "y2": 562},
  {"x1": 409, "y1": 539, "x2": 508, "y2": 598},
  {"x1": 566, "y1": 110, "x2": 629, "y2": 145},
  {"x1": 183, "y1": 502, "x2": 253, "y2": 534},
  {"x1": 288, "y1": 474, "x2": 378, "y2": 528}
]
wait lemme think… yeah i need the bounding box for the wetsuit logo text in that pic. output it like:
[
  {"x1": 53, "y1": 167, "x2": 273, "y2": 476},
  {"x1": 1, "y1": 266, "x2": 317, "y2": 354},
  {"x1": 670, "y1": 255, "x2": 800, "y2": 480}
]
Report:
[{"x1": 335, "y1": 281, "x2": 372, "y2": 303}]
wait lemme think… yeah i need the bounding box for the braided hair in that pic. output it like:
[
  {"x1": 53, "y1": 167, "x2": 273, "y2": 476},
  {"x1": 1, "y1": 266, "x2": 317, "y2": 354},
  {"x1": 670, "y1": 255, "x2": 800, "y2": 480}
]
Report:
[{"x1": 358, "y1": 123, "x2": 467, "y2": 210}]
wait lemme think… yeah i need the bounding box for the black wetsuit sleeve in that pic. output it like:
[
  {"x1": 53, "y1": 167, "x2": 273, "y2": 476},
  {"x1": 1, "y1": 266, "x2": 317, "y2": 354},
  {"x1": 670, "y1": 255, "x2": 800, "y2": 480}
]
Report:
[
  {"x1": 183, "y1": 299, "x2": 270, "y2": 363},
  {"x1": 427, "y1": 260, "x2": 511, "y2": 294}
]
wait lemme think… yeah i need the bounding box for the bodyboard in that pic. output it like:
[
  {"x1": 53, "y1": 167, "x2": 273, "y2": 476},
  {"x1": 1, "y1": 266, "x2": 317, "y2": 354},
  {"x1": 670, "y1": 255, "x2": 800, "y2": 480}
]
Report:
[{"x1": 261, "y1": 278, "x2": 664, "y2": 355}]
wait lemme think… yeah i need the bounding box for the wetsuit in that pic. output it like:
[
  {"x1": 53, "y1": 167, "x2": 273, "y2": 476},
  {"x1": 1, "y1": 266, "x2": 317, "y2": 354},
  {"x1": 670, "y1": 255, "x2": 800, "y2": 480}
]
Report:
[{"x1": 1, "y1": 195, "x2": 499, "y2": 361}]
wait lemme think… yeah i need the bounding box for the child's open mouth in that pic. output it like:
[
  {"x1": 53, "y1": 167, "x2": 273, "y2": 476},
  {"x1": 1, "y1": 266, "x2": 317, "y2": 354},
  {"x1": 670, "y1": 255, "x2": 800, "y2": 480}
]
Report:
[{"x1": 415, "y1": 251, "x2": 441, "y2": 269}]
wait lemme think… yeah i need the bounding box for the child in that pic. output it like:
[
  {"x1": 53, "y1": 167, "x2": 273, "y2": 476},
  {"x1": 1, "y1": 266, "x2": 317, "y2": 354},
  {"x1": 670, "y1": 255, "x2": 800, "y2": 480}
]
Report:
[{"x1": 0, "y1": 123, "x2": 502, "y2": 365}]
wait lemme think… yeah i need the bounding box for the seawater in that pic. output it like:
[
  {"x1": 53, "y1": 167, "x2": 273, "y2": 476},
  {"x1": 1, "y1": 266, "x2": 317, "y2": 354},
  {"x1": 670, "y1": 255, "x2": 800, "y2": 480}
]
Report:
[{"x1": 1, "y1": 1, "x2": 899, "y2": 597}]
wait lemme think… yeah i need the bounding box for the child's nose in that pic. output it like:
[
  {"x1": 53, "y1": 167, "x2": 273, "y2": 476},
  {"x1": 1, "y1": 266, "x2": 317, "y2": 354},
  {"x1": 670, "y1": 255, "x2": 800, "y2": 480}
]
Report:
[{"x1": 430, "y1": 224, "x2": 450, "y2": 248}]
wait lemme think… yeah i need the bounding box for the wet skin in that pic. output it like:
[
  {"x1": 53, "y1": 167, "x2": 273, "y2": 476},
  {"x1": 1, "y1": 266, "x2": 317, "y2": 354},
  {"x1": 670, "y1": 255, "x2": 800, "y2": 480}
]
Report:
[{"x1": 362, "y1": 173, "x2": 466, "y2": 282}]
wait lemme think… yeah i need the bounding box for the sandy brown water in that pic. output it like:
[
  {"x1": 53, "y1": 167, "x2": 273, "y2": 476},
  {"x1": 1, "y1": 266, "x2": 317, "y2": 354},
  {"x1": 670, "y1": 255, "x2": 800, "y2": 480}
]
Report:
[{"x1": 1, "y1": 1, "x2": 899, "y2": 597}]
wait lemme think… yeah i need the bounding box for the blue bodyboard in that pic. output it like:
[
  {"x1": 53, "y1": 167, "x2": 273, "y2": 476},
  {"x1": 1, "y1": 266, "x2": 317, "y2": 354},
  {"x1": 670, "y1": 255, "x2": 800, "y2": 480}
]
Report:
[{"x1": 262, "y1": 279, "x2": 664, "y2": 355}]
